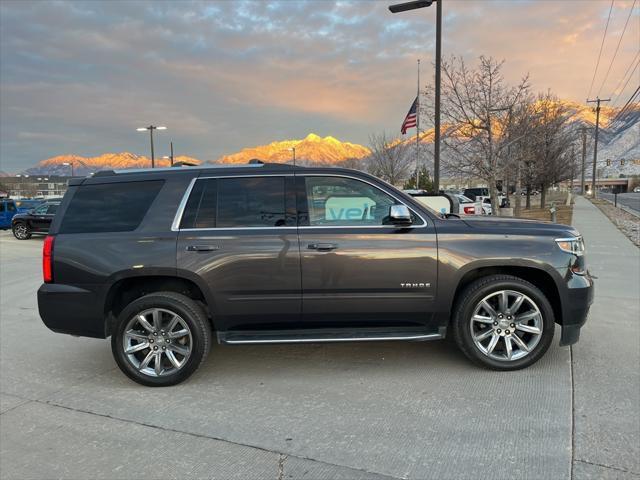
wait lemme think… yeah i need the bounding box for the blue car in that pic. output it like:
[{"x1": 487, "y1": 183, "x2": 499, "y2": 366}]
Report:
[{"x1": 0, "y1": 199, "x2": 19, "y2": 229}]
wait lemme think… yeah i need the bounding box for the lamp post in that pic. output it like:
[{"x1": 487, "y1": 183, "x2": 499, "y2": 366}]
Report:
[
  {"x1": 288, "y1": 147, "x2": 296, "y2": 166},
  {"x1": 136, "y1": 125, "x2": 167, "y2": 168},
  {"x1": 389, "y1": 0, "x2": 441, "y2": 193},
  {"x1": 62, "y1": 162, "x2": 74, "y2": 177}
]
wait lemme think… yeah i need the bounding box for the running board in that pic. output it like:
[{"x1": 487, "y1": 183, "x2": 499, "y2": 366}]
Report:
[{"x1": 218, "y1": 328, "x2": 444, "y2": 345}]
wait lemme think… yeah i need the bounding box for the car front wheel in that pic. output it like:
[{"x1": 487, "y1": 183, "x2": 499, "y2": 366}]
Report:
[
  {"x1": 12, "y1": 222, "x2": 31, "y2": 240},
  {"x1": 451, "y1": 275, "x2": 554, "y2": 370},
  {"x1": 111, "y1": 292, "x2": 211, "y2": 386}
]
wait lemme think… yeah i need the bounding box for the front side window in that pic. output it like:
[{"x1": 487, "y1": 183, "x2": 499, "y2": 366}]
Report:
[
  {"x1": 46, "y1": 204, "x2": 59, "y2": 215},
  {"x1": 34, "y1": 204, "x2": 48, "y2": 215},
  {"x1": 180, "y1": 176, "x2": 289, "y2": 229},
  {"x1": 302, "y1": 176, "x2": 418, "y2": 227},
  {"x1": 7, "y1": 202, "x2": 16, "y2": 212}
]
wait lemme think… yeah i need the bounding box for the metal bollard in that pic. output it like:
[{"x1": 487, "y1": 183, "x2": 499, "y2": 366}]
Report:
[{"x1": 550, "y1": 202, "x2": 557, "y2": 223}]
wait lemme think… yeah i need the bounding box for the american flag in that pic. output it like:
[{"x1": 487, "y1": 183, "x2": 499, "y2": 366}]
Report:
[{"x1": 401, "y1": 96, "x2": 418, "y2": 134}]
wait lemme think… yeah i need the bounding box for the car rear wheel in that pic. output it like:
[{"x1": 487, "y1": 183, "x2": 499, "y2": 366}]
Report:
[
  {"x1": 111, "y1": 292, "x2": 211, "y2": 387},
  {"x1": 12, "y1": 222, "x2": 31, "y2": 240},
  {"x1": 451, "y1": 275, "x2": 554, "y2": 370}
]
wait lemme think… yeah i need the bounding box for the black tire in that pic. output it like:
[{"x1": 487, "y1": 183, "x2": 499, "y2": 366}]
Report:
[
  {"x1": 12, "y1": 222, "x2": 32, "y2": 240},
  {"x1": 451, "y1": 275, "x2": 554, "y2": 371},
  {"x1": 111, "y1": 292, "x2": 211, "y2": 387}
]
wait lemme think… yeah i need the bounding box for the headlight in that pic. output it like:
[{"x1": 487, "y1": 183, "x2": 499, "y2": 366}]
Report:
[{"x1": 555, "y1": 236, "x2": 585, "y2": 256}]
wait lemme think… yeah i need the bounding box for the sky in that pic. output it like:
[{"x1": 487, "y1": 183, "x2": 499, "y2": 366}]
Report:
[{"x1": 1, "y1": 0, "x2": 638, "y2": 172}]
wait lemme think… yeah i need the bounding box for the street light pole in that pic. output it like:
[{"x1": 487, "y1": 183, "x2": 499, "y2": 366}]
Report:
[
  {"x1": 433, "y1": 0, "x2": 441, "y2": 193},
  {"x1": 389, "y1": 0, "x2": 441, "y2": 193},
  {"x1": 136, "y1": 125, "x2": 167, "y2": 168},
  {"x1": 289, "y1": 147, "x2": 296, "y2": 166},
  {"x1": 62, "y1": 162, "x2": 74, "y2": 177}
]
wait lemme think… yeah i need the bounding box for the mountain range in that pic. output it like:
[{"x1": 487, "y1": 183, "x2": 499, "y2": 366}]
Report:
[{"x1": 21, "y1": 101, "x2": 640, "y2": 177}]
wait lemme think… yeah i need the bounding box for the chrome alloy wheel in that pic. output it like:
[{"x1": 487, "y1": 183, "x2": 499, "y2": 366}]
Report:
[
  {"x1": 13, "y1": 224, "x2": 28, "y2": 239},
  {"x1": 122, "y1": 308, "x2": 193, "y2": 377},
  {"x1": 469, "y1": 290, "x2": 543, "y2": 361}
]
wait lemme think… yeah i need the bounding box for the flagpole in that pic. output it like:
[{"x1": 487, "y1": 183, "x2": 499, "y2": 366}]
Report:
[{"x1": 416, "y1": 58, "x2": 420, "y2": 188}]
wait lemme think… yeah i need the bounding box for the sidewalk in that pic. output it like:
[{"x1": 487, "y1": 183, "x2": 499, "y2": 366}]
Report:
[{"x1": 571, "y1": 196, "x2": 640, "y2": 479}]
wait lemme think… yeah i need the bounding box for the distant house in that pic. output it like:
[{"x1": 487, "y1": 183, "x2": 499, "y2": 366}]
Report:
[{"x1": 1, "y1": 175, "x2": 70, "y2": 199}]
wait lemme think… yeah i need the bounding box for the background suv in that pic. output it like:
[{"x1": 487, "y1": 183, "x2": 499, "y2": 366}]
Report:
[
  {"x1": 12, "y1": 199, "x2": 61, "y2": 239},
  {"x1": 38, "y1": 164, "x2": 593, "y2": 386}
]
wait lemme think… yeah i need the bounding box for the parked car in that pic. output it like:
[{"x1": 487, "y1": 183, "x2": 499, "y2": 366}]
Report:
[
  {"x1": 454, "y1": 194, "x2": 485, "y2": 215},
  {"x1": 14, "y1": 199, "x2": 44, "y2": 213},
  {"x1": 463, "y1": 188, "x2": 507, "y2": 208},
  {"x1": 0, "y1": 199, "x2": 19, "y2": 229},
  {"x1": 38, "y1": 163, "x2": 593, "y2": 386},
  {"x1": 11, "y1": 199, "x2": 61, "y2": 239},
  {"x1": 633, "y1": 187, "x2": 640, "y2": 193}
]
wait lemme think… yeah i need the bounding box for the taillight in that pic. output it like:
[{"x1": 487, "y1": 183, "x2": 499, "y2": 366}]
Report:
[
  {"x1": 43, "y1": 235, "x2": 54, "y2": 283},
  {"x1": 463, "y1": 206, "x2": 475, "y2": 214}
]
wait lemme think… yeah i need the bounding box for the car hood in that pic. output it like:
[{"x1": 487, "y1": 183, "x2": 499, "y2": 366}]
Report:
[{"x1": 461, "y1": 216, "x2": 579, "y2": 236}]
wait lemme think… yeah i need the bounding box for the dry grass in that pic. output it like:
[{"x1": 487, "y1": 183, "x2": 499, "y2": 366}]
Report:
[{"x1": 511, "y1": 191, "x2": 574, "y2": 225}]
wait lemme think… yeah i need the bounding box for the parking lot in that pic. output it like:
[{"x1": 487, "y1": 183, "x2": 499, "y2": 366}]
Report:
[{"x1": 0, "y1": 196, "x2": 638, "y2": 480}]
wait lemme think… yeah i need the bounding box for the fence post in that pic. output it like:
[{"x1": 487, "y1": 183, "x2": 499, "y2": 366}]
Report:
[{"x1": 614, "y1": 193, "x2": 617, "y2": 207}]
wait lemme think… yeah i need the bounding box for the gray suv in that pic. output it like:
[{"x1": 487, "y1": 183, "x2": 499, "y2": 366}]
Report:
[{"x1": 38, "y1": 163, "x2": 593, "y2": 386}]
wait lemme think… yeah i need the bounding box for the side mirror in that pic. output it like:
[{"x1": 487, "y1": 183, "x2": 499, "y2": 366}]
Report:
[{"x1": 389, "y1": 204, "x2": 412, "y2": 227}]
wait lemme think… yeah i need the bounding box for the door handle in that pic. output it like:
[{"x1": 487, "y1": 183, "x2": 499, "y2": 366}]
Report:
[
  {"x1": 307, "y1": 243, "x2": 338, "y2": 251},
  {"x1": 186, "y1": 245, "x2": 219, "y2": 252}
]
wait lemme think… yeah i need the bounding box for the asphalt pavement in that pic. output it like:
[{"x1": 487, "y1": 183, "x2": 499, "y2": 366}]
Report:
[
  {"x1": 599, "y1": 192, "x2": 640, "y2": 216},
  {"x1": 0, "y1": 199, "x2": 638, "y2": 479}
]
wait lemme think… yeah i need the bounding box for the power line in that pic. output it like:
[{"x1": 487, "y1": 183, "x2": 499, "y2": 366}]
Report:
[
  {"x1": 597, "y1": 0, "x2": 637, "y2": 97},
  {"x1": 612, "y1": 59, "x2": 640, "y2": 107},
  {"x1": 587, "y1": 0, "x2": 615, "y2": 100},
  {"x1": 610, "y1": 50, "x2": 640, "y2": 103},
  {"x1": 612, "y1": 85, "x2": 640, "y2": 123}
]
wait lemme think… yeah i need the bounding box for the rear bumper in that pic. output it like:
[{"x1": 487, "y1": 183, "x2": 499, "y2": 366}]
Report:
[
  {"x1": 559, "y1": 271, "x2": 594, "y2": 346},
  {"x1": 38, "y1": 283, "x2": 107, "y2": 338}
]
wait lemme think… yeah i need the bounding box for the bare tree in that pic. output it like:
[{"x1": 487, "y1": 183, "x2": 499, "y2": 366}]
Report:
[
  {"x1": 518, "y1": 92, "x2": 575, "y2": 207},
  {"x1": 365, "y1": 133, "x2": 413, "y2": 186},
  {"x1": 438, "y1": 56, "x2": 530, "y2": 214}
]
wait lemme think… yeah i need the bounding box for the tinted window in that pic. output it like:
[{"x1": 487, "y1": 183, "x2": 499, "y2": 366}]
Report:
[
  {"x1": 59, "y1": 180, "x2": 163, "y2": 233},
  {"x1": 218, "y1": 177, "x2": 285, "y2": 228},
  {"x1": 303, "y1": 176, "x2": 414, "y2": 226},
  {"x1": 0, "y1": 203, "x2": 4, "y2": 212},
  {"x1": 180, "y1": 177, "x2": 287, "y2": 229},
  {"x1": 46, "y1": 203, "x2": 59, "y2": 215},
  {"x1": 7, "y1": 202, "x2": 16, "y2": 212},
  {"x1": 34, "y1": 204, "x2": 48, "y2": 214},
  {"x1": 180, "y1": 179, "x2": 217, "y2": 229}
]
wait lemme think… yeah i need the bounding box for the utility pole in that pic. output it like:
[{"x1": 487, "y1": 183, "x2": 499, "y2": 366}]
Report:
[
  {"x1": 580, "y1": 127, "x2": 587, "y2": 195},
  {"x1": 170, "y1": 141, "x2": 174, "y2": 166},
  {"x1": 586, "y1": 97, "x2": 610, "y2": 198}
]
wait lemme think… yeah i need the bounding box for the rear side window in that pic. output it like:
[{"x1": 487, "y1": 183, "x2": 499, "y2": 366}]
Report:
[
  {"x1": 181, "y1": 176, "x2": 290, "y2": 229},
  {"x1": 59, "y1": 180, "x2": 164, "y2": 233}
]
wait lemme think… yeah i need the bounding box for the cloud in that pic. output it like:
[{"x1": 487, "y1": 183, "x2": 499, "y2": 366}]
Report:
[{"x1": 1, "y1": 0, "x2": 638, "y2": 172}]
